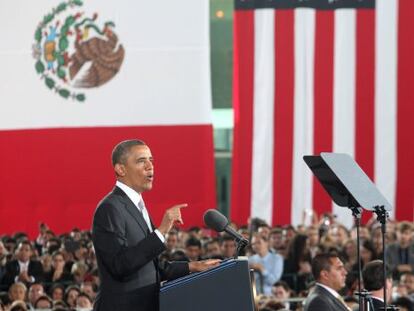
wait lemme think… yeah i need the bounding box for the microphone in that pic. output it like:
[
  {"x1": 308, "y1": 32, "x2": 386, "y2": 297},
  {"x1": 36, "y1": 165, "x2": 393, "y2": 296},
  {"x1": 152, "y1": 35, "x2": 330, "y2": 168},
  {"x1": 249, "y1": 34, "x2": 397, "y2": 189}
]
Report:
[{"x1": 203, "y1": 209, "x2": 249, "y2": 245}]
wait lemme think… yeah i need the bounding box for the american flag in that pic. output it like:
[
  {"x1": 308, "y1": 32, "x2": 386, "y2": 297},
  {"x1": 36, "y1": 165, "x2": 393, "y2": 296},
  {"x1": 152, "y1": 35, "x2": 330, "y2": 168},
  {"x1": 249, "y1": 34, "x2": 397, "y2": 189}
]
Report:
[{"x1": 231, "y1": 0, "x2": 414, "y2": 227}]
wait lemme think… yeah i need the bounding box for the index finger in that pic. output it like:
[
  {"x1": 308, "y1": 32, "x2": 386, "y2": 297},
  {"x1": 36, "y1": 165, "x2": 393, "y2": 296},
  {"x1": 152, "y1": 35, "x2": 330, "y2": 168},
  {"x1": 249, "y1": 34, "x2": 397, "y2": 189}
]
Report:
[{"x1": 172, "y1": 203, "x2": 188, "y2": 209}]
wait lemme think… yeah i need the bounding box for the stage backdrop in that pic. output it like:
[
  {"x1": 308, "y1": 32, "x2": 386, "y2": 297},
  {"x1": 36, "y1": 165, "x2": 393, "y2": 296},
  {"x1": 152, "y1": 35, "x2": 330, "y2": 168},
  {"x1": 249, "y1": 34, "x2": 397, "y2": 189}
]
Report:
[
  {"x1": 232, "y1": 0, "x2": 414, "y2": 227},
  {"x1": 0, "y1": 0, "x2": 215, "y2": 237}
]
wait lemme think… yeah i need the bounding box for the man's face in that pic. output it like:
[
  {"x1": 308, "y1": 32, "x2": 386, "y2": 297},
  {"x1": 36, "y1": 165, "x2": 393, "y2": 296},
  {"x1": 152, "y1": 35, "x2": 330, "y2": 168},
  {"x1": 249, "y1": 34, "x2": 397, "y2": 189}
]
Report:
[
  {"x1": 221, "y1": 240, "x2": 236, "y2": 258},
  {"x1": 401, "y1": 274, "x2": 414, "y2": 293},
  {"x1": 166, "y1": 234, "x2": 178, "y2": 250},
  {"x1": 28, "y1": 284, "x2": 44, "y2": 304},
  {"x1": 321, "y1": 257, "x2": 347, "y2": 291},
  {"x1": 116, "y1": 145, "x2": 154, "y2": 193},
  {"x1": 251, "y1": 236, "x2": 268, "y2": 256},
  {"x1": 16, "y1": 243, "x2": 32, "y2": 262},
  {"x1": 397, "y1": 229, "x2": 413, "y2": 246},
  {"x1": 9, "y1": 285, "x2": 26, "y2": 301},
  {"x1": 269, "y1": 233, "x2": 284, "y2": 249},
  {"x1": 206, "y1": 242, "x2": 221, "y2": 257},
  {"x1": 185, "y1": 246, "x2": 201, "y2": 261},
  {"x1": 307, "y1": 228, "x2": 319, "y2": 247},
  {"x1": 272, "y1": 286, "x2": 290, "y2": 300}
]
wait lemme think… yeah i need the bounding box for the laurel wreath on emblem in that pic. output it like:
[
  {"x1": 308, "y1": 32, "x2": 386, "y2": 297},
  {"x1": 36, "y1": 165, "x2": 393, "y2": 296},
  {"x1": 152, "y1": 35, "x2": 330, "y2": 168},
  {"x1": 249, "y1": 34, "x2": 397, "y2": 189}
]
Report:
[{"x1": 32, "y1": 0, "x2": 125, "y2": 101}]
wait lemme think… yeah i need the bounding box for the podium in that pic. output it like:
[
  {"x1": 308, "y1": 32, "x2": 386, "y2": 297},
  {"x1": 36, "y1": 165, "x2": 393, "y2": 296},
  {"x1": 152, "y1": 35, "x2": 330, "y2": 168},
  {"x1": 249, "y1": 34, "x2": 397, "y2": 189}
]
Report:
[{"x1": 160, "y1": 258, "x2": 256, "y2": 311}]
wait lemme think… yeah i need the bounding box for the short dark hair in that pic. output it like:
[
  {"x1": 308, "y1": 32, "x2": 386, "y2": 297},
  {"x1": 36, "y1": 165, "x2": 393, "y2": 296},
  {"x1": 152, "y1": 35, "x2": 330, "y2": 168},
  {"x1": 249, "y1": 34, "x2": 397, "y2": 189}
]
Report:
[
  {"x1": 398, "y1": 221, "x2": 413, "y2": 233},
  {"x1": 362, "y1": 260, "x2": 391, "y2": 291},
  {"x1": 76, "y1": 292, "x2": 93, "y2": 304},
  {"x1": 185, "y1": 237, "x2": 201, "y2": 248},
  {"x1": 273, "y1": 280, "x2": 290, "y2": 292},
  {"x1": 311, "y1": 253, "x2": 339, "y2": 280},
  {"x1": 34, "y1": 295, "x2": 52, "y2": 308},
  {"x1": 17, "y1": 240, "x2": 33, "y2": 251},
  {"x1": 111, "y1": 139, "x2": 146, "y2": 166}
]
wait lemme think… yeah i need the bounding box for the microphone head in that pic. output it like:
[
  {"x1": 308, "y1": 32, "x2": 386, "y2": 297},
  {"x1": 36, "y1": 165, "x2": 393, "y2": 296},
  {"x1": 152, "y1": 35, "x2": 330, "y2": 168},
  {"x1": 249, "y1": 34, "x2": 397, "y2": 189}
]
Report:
[{"x1": 203, "y1": 209, "x2": 228, "y2": 232}]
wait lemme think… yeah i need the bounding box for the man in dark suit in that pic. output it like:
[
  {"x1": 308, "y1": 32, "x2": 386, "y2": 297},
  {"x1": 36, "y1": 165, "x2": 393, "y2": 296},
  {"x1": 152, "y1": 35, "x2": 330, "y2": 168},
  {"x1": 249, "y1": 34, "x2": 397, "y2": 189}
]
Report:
[
  {"x1": 385, "y1": 221, "x2": 414, "y2": 279},
  {"x1": 304, "y1": 253, "x2": 350, "y2": 311},
  {"x1": 92, "y1": 139, "x2": 220, "y2": 311},
  {"x1": 1, "y1": 240, "x2": 44, "y2": 289},
  {"x1": 362, "y1": 260, "x2": 393, "y2": 311}
]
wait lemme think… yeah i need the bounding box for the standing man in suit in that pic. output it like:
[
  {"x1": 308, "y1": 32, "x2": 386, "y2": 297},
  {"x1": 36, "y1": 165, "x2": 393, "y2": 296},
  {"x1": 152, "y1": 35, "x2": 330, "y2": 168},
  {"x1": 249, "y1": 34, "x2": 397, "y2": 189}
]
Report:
[
  {"x1": 92, "y1": 139, "x2": 220, "y2": 311},
  {"x1": 304, "y1": 253, "x2": 350, "y2": 311},
  {"x1": 385, "y1": 221, "x2": 414, "y2": 279},
  {"x1": 1, "y1": 240, "x2": 44, "y2": 289},
  {"x1": 362, "y1": 260, "x2": 393, "y2": 311}
]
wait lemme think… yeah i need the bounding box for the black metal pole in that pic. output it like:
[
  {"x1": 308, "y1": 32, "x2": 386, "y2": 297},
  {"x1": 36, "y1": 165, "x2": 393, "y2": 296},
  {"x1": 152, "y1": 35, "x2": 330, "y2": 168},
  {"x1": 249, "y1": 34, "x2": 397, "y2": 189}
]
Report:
[
  {"x1": 351, "y1": 207, "x2": 363, "y2": 311},
  {"x1": 374, "y1": 205, "x2": 389, "y2": 311}
]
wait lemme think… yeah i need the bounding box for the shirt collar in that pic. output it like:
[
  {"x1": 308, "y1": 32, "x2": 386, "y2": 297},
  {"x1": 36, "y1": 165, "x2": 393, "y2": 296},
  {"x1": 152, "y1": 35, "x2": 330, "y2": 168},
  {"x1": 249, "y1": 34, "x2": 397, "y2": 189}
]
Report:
[{"x1": 116, "y1": 180, "x2": 142, "y2": 207}]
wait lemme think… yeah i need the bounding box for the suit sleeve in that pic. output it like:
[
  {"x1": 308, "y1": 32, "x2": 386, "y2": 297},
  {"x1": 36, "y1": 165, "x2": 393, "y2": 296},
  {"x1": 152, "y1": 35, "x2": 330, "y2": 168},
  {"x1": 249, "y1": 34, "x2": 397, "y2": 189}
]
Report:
[
  {"x1": 29, "y1": 261, "x2": 44, "y2": 283},
  {"x1": 92, "y1": 201, "x2": 167, "y2": 280},
  {"x1": 159, "y1": 261, "x2": 190, "y2": 281},
  {"x1": 1, "y1": 261, "x2": 16, "y2": 288}
]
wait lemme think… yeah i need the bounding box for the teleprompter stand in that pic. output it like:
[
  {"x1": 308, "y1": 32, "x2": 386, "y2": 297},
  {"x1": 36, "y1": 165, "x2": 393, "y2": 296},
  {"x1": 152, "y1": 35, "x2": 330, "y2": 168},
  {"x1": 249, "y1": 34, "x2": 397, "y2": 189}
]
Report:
[{"x1": 303, "y1": 153, "x2": 396, "y2": 311}]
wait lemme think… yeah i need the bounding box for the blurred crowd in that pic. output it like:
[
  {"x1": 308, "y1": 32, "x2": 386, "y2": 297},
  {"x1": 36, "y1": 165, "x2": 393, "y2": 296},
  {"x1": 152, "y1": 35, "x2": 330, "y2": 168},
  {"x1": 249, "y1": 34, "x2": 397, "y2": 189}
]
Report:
[{"x1": 0, "y1": 214, "x2": 413, "y2": 311}]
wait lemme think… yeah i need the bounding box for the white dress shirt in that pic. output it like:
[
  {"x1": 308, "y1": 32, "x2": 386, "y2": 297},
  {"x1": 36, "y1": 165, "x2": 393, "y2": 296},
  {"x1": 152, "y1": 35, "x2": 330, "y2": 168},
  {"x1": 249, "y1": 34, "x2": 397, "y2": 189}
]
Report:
[{"x1": 116, "y1": 181, "x2": 165, "y2": 242}]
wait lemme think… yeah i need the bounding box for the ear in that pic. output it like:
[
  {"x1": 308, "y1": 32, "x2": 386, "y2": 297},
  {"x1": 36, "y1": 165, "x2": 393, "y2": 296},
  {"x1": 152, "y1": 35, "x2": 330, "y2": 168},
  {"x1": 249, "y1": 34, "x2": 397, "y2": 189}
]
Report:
[
  {"x1": 114, "y1": 163, "x2": 126, "y2": 177},
  {"x1": 320, "y1": 270, "x2": 328, "y2": 281}
]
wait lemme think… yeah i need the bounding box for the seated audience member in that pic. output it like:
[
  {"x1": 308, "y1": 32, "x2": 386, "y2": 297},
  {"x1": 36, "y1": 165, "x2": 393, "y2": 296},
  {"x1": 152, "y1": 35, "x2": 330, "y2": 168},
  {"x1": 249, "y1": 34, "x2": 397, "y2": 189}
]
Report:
[
  {"x1": 34, "y1": 295, "x2": 53, "y2": 309},
  {"x1": 393, "y1": 297, "x2": 414, "y2": 311},
  {"x1": 8, "y1": 282, "x2": 27, "y2": 303},
  {"x1": 1, "y1": 241, "x2": 44, "y2": 288},
  {"x1": 8, "y1": 300, "x2": 28, "y2": 311},
  {"x1": 184, "y1": 237, "x2": 202, "y2": 262},
  {"x1": 64, "y1": 285, "x2": 80, "y2": 309},
  {"x1": 269, "y1": 228, "x2": 285, "y2": 257},
  {"x1": 80, "y1": 281, "x2": 97, "y2": 301},
  {"x1": 283, "y1": 234, "x2": 313, "y2": 293},
  {"x1": 272, "y1": 280, "x2": 297, "y2": 310},
  {"x1": 52, "y1": 299, "x2": 68, "y2": 309},
  {"x1": 220, "y1": 235, "x2": 237, "y2": 259},
  {"x1": 76, "y1": 293, "x2": 93, "y2": 310},
  {"x1": 45, "y1": 251, "x2": 73, "y2": 285},
  {"x1": 165, "y1": 231, "x2": 179, "y2": 253},
  {"x1": 49, "y1": 283, "x2": 65, "y2": 301},
  {"x1": 203, "y1": 238, "x2": 223, "y2": 259},
  {"x1": 386, "y1": 222, "x2": 414, "y2": 279},
  {"x1": 249, "y1": 234, "x2": 284, "y2": 295},
  {"x1": 362, "y1": 260, "x2": 393, "y2": 311},
  {"x1": 27, "y1": 283, "x2": 44, "y2": 309},
  {"x1": 401, "y1": 272, "x2": 414, "y2": 301},
  {"x1": 303, "y1": 253, "x2": 349, "y2": 311},
  {"x1": 0, "y1": 241, "x2": 8, "y2": 283},
  {"x1": 71, "y1": 262, "x2": 88, "y2": 285},
  {"x1": 351, "y1": 240, "x2": 377, "y2": 273}
]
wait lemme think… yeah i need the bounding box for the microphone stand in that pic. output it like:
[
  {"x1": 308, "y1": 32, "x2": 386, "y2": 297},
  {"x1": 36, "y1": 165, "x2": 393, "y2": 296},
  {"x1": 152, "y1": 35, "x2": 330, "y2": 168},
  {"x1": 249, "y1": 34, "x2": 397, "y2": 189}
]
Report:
[{"x1": 234, "y1": 238, "x2": 249, "y2": 259}]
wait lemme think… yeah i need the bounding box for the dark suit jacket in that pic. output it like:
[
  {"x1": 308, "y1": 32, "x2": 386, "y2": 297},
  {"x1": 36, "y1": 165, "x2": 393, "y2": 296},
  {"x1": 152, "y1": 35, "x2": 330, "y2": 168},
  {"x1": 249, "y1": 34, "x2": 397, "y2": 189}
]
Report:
[
  {"x1": 304, "y1": 285, "x2": 350, "y2": 311},
  {"x1": 92, "y1": 186, "x2": 189, "y2": 311},
  {"x1": 370, "y1": 297, "x2": 386, "y2": 311},
  {"x1": 385, "y1": 243, "x2": 414, "y2": 276},
  {"x1": 0, "y1": 259, "x2": 44, "y2": 288}
]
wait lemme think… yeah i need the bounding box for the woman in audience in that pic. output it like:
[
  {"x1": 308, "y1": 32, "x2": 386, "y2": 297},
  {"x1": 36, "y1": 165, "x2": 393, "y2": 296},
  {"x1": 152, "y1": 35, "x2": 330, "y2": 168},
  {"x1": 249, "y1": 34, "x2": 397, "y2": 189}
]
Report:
[{"x1": 45, "y1": 251, "x2": 73, "y2": 285}]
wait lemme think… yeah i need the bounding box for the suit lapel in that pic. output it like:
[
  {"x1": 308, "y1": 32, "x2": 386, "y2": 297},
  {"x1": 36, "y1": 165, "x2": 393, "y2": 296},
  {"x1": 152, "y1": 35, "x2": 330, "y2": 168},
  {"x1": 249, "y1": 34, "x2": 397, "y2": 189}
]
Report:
[
  {"x1": 315, "y1": 285, "x2": 349, "y2": 311},
  {"x1": 112, "y1": 187, "x2": 149, "y2": 235}
]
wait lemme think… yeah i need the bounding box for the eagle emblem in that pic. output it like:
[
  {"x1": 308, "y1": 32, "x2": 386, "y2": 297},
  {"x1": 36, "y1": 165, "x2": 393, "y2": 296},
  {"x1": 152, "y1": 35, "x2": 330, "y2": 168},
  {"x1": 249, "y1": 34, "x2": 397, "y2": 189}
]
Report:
[{"x1": 32, "y1": 0, "x2": 125, "y2": 101}]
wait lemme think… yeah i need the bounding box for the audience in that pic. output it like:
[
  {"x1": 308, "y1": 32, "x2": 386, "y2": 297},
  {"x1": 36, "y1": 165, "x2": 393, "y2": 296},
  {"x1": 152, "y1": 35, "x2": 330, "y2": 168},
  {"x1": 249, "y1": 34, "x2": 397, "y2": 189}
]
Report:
[{"x1": 0, "y1": 215, "x2": 412, "y2": 311}]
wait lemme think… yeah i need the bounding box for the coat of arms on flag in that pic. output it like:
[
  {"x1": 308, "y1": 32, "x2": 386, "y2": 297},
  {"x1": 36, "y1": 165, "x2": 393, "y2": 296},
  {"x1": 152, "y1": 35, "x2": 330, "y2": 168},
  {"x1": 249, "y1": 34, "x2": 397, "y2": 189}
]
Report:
[{"x1": 32, "y1": 0, "x2": 125, "y2": 101}]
